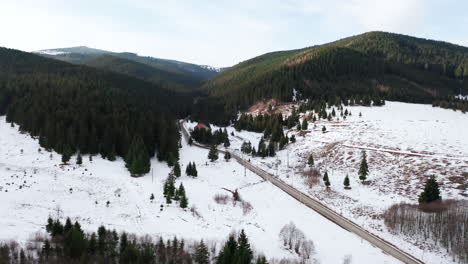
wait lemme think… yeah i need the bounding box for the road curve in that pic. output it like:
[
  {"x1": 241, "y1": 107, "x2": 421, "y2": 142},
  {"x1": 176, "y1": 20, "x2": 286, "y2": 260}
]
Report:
[{"x1": 180, "y1": 121, "x2": 424, "y2": 264}]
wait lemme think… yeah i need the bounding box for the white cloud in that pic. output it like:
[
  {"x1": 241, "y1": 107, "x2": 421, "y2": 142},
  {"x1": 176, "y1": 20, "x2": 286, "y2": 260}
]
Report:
[{"x1": 0, "y1": 0, "x2": 460, "y2": 67}]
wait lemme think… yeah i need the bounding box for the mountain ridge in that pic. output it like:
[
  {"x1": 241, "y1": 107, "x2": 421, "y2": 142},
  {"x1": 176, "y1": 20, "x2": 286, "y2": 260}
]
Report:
[{"x1": 201, "y1": 31, "x2": 468, "y2": 120}]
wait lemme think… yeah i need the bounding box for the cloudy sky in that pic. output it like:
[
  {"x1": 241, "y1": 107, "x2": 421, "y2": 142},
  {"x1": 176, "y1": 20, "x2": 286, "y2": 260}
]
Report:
[{"x1": 1, "y1": 0, "x2": 467, "y2": 67}]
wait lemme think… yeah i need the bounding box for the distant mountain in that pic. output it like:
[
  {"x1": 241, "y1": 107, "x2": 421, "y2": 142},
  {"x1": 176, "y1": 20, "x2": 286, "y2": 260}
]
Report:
[
  {"x1": 203, "y1": 31, "x2": 468, "y2": 113},
  {"x1": 36, "y1": 46, "x2": 110, "y2": 55},
  {"x1": 34, "y1": 46, "x2": 227, "y2": 90},
  {"x1": 82, "y1": 54, "x2": 203, "y2": 92}
]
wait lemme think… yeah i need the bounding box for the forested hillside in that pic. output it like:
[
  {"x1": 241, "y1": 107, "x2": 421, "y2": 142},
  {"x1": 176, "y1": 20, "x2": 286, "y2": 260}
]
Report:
[
  {"x1": 203, "y1": 31, "x2": 468, "y2": 120},
  {"x1": 36, "y1": 46, "x2": 222, "y2": 91},
  {"x1": 0, "y1": 47, "x2": 188, "y2": 166},
  {"x1": 83, "y1": 54, "x2": 203, "y2": 92}
]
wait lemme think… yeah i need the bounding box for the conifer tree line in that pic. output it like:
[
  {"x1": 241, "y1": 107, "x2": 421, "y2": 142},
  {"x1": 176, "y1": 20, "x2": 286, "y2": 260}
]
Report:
[
  {"x1": 432, "y1": 96, "x2": 468, "y2": 113},
  {"x1": 0, "y1": 216, "x2": 274, "y2": 264},
  {"x1": 0, "y1": 47, "x2": 189, "y2": 175},
  {"x1": 190, "y1": 126, "x2": 230, "y2": 146},
  {"x1": 202, "y1": 31, "x2": 468, "y2": 124}
]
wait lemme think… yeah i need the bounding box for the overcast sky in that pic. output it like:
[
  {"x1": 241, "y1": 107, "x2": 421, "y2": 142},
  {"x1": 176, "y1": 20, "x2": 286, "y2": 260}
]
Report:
[{"x1": 1, "y1": 0, "x2": 467, "y2": 67}]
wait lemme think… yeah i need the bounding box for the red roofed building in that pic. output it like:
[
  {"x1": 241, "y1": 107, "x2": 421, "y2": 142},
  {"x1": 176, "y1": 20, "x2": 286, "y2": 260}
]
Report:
[{"x1": 194, "y1": 123, "x2": 209, "y2": 130}]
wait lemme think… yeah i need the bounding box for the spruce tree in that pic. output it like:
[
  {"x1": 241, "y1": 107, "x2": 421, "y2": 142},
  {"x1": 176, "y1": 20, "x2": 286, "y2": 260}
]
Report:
[
  {"x1": 125, "y1": 135, "x2": 150, "y2": 176},
  {"x1": 224, "y1": 151, "x2": 231, "y2": 161},
  {"x1": 322, "y1": 126, "x2": 327, "y2": 133},
  {"x1": 235, "y1": 230, "x2": 253, "y2": 264},
  {"x1": 307, "y1": 154, "x2": 314, "y2": 167},
  {"x1": 208, "y1": 145, "x2": 219, "y2": 162},
  {"x1": 258, "y1": 139, "x2": 267, "y2": 157},
  {"x1": 296, "y1": 123, "x2": 301, "y2": 131},
  {"x1": 267, "y1": 141, "x2": 275, "y2": 157},
  {"x1": 61, "y1": 147, "x2": 72, "y2": 164},
  {"x1": 301, "y1": 119, "x2": 308, "y2": 130},
  {"x1": 344, "y1": 175, "x2": 350, "y2": 188},
  {"x1": 186, "y1": 162, "x2": 192, "y2": 176},
  {"x1": 180, "y1": 194, "x2": 188, "y2": 209},
  {"x1": 224, "y1": 137, "x2": 230, "y2": 148},
  {"x1": 194, "y1": 240, "x2": 210, "y2": 264},
  {"x1": 256, "y1": 256, "x2": 268, "y2": 264},
  {"x1": 192, "y1": 162, "x2": 198, "y2": 177},
  {"x1": 179, "y1": 183, "x2": 188, "y2": 208},
  {"x1": 76, "y1": 152, "x2": 83, "y2": 165},
  {"x1": 279, "y1": 136, "x2": 288, "y2": 150},
  {"x1": 418, "y1": 176, "x2": 442, "y2": 203},
  {"x1": 323, "y1": 171, "x2": 330, "y2": 187},
  {"x1": 173, "y1": 162, "x2": 181, "y2": 178},
  {"x1": 164, "y1": 174, "x2": 175, "y2": 203},
  {"x1": 358, "y1": 151, "x2": 369, "y2": 181},
  {"x1": 216, "y1": 235, "x2": 238, "y2": 264}
]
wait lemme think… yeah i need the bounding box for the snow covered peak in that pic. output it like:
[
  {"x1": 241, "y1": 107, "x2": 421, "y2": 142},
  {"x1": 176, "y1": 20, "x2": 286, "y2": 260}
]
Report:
[{"x1": 200, "y1": 65, "x2": 223, "y2": 72}]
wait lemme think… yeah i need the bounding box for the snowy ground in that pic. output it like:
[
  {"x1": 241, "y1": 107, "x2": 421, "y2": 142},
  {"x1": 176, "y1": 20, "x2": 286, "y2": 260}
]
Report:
[
  {"x1": 0, "y1": 116, "x2": 399, "y2": 263},
  {"x1": 217, "y1": 101, "x2": 467, "y2": 264}
]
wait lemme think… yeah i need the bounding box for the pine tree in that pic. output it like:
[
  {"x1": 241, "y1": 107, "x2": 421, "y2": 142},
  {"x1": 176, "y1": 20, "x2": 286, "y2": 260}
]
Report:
[
  {"x1": 76, "y1": 152, "x2": 83, "y2": 165},
  {"x1": 194, "y1": 240, "x2": 210, "y2": 264},
  {"x1": 323, "y1": 171, "x2": 330, "y2": 187},
  {"x1": 164, "y1": 174, "x2": 176, "y2": 203},
  {"x1": 235, "y1": 230, "x2": 253, "y2": 264},
  {"x1": 358, "y1": 151, "x2": 369, "y2": 181},
  {"x1": 173, "y1": 162, "x2": 181, "y2": 177},
  {"x1": 344, "y1": 175, "x2": 350, "y2": 188},
  {"x1": 179, "y1": 183, "x2": 188, "y2": 208},
  {"x1": 192, "y1": 162, "x2": 198, "y2": 177},
  {"x1": 418, "y1": 176, "x2": 442, "y2": 203},
  {"x1": 258, "y1": 138, "x2": 267, "y2": 157},
  {"x1": 150, "y1": 193, "x2": 155, "y2": 202},
  {"x1": 61, "y1": 150, "x2": 72, "y2": 164},
  {"x1": 279, "y1": 136, "x2": 288, "y2": 150},
  {"x1": 186, "y1": 162, "x2": 192, "y2": 176},
  {"x1": 301, "y1": 119, "x2": 308, "y2": 130},
  {"x1": 255, "y1": 256, "x2": 268, "y2": 264},
  {"x1": 224, "y1": 151, "x2": 231, "y2": 161},
  {"x1": 180, "y1": 195, "x2": 188, "y2": 208},
  {"x1": 322, "y1": 126, "x2": 327, "y2": 133},
  {"x1": 307, "y1": 154, "x2": 314, "y2": 167},
  {"x1": 216, "y1": 235, "x2": 238, "y2": 264},
  {"x1": 208, "y1": 145, "x2": 218, "y2": 162},
  {"x1": 125, "y1": 135, "x2": 150, "y2": 176},
  {"x1": 64, "y1": 217, "x2": 73, "y2": 233},
  {"x1": 296, "y1": 123, "x2": 301, "y2": 130},
  {"x1": 267, "y1": 141, "x2": 275, "y2": 157},
  {"x1": 224, "y1": 137, "x2": 230, "y2": 148}
]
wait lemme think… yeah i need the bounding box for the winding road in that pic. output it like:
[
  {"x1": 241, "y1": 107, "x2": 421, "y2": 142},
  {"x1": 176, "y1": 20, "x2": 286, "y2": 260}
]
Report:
[{"x1": 180, "y1": 121, "x2": 424, "y2": 264}]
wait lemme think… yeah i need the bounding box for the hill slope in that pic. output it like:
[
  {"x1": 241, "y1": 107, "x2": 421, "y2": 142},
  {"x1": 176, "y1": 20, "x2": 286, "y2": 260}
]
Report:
[
  {"x1": 203, "y1": 31, "x2": 468, "y2": 112},
  {"x1": 34, "y1": 46, "x2": 223, "y2": 90},
  {"x1": 0, "y1": 47, "x2": 188, "y2": 163},
  {"x1": 83, "y1": 54, "x2": 203, "y2": 92}
]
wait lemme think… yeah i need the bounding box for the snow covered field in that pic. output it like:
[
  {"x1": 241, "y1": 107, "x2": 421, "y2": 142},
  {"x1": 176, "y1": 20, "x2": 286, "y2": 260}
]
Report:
[
  {"x1": 219, "y1": 101, "x2": 467, "y2": 264},
  {"x1": 0, "y1": 116, "x2": 399, "y2": 263}
]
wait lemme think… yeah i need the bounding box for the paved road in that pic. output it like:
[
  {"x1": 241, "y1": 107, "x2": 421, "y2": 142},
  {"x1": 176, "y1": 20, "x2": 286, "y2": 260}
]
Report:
[{"x1": 180, "y1": 121, "x2": 424, "y2": 264}]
